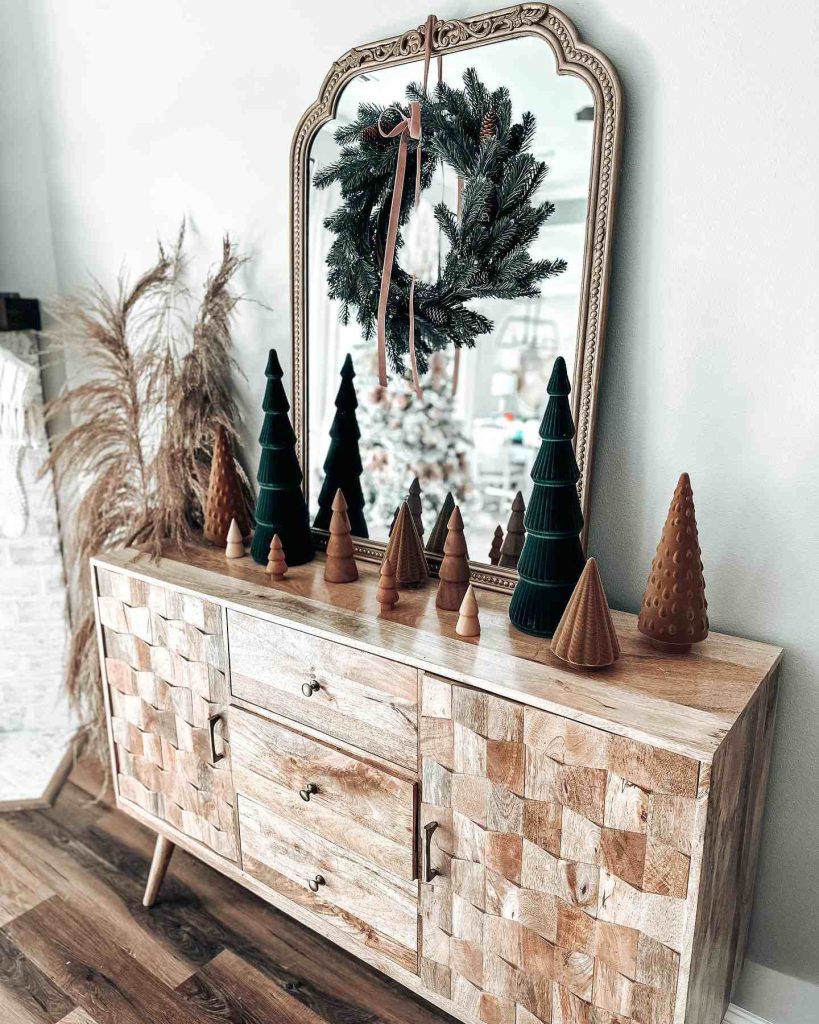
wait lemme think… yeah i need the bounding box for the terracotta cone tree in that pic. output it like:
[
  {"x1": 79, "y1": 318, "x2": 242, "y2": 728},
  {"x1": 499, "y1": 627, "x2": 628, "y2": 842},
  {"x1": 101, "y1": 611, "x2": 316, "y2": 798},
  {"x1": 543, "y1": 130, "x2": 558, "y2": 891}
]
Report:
[
  {"x1": 251, "y1": 349, "x2": 314, "y2": 567},
  {"x1": 488, "y1": 525, "x2": 504, "y2": 566},
  {"x1": 508, "y1": 357, "x2": 586, "y2": 637},
  {"x1": 638, "y1": 472, "x2": 708, "y2": 651},
  {"x1": 383, "y1": 501, "x2": 428, "y2": 587},
  {"x1": 313, "y1": 354, "x2": 368, "y2": 537},
  {"x1": 426, "y1": 491, "x2": 455, "y2": 555},
  {"x1": 204, "y1": 425, "x2": 252, "y2": 545},
  {"x1": 551, "y1": 558, "x2": 620, "y2": 668},
  {"x1": 436, "y1": 506, "x2": 470, "y2": 611},
  {"x1": 456, "y1": 584, "x2": 481, "y2": 637},
  {"x1": 265, "y1": 534, "x2": 287, "y2": 579},
  {"x1": 324, "y1": 489, "x2": 359, "y2": 583},
  {"x1": 407, "y1": 477, "x2": 424, "y2": 541},
  {"x1": 499, "y1": 492, "x2": 526, "y2": 569},
  {"x1": 377, "y1": 555, "x2": 399, "y2": 611},
  {"x1": 225, "y1": 518, "x2": 244, "y2": 559}
]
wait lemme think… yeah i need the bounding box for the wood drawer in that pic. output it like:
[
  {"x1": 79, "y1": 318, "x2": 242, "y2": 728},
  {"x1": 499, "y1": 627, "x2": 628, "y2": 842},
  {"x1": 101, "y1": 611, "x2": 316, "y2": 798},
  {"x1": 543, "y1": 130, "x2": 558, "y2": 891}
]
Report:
[
  {"x1": 230, "y1": 707, "x2": 417, "y2": 881},
  {"x1": 227, "y1": 610, "x2": 418, "y2": 770},
  {"x1": 238, "y1": 793, "x2": 418, "y2": 974}
]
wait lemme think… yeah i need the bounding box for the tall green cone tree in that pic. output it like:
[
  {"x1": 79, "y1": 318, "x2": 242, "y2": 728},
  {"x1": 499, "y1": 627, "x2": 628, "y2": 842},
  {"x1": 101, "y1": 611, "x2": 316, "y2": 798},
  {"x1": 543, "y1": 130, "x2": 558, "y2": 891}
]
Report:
[
  {"x1": 250, "y1": 349, "x2": 314, "y2": 566},
  {"x1": 313, "y1": 354, "x2": 368, "y2": 537},
  {"x1": 508, "y1": 356, "x2": 585, "y2": 637}
]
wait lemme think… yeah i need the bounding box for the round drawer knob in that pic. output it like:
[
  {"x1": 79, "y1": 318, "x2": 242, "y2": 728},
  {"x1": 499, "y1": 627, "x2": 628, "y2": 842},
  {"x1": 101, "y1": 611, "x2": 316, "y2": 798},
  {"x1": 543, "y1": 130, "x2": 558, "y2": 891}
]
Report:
[
  {"x1": 299, "y1": 783, "x2": 318, "y2": 802},
  {"x1": 301, "y1": 680, "x2": 320, "y2": 697},
  {"x1": 308, "y1": 874, "x2": 326, "y2": 893}
]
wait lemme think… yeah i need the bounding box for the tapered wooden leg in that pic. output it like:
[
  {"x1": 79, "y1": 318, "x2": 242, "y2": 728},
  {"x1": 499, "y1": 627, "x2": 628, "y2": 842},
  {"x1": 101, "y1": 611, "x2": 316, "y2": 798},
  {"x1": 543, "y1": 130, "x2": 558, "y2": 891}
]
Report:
[{"x1": 143, "y1": 834, "x2": 175, "y2": 907}]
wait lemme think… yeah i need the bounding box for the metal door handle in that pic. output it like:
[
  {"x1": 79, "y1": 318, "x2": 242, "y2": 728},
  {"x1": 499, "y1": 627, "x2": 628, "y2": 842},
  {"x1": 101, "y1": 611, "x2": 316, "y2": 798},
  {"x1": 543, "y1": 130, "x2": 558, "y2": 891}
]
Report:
[
  {"x1": 423, "y1": 821, "x2": 439, "y2": 883},
  {"x1": 208, "y1": 713, "x2": 225, "y2": 764}
]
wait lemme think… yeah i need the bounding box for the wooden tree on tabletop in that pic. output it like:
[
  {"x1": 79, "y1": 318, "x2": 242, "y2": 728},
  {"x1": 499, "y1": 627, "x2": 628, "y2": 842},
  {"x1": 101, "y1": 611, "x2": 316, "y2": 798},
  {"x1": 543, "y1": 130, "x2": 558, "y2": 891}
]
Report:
[
  {"x1": 250, "y1": 349, "x2": 314, "y2": 567},
  {"x1": 313, "y1": 354, "x2": 368, "y2": 537},
  {"x1": 456, "y1": 584, "x2": 481, "y2": 637},
  {"x1": 324, "y1": 489, "x2": 359, "y2": 584},
  {"x1": 407, "y1": 477, "x2": 424, "y2": 541},
  {"x1": 436, "y1": 506, "x2": 470, "y2": 611},
  {"x1": 377, "y1": 555, "x2": 399, "y2": 612},
  {"x1": 508, "y1": 357, "x2": 586, "y2": 637},
  {"x1": 499, "y1": 492, "x2": 526, "y2": 569},
  {"x1": 551, "y1": 558, "x2": 619, "y2": 668},
  {"x1": 426, "y1": 491, "x2": 455, "y2": 555},
  {"x1": 637, "y1": 472, "x2": 708, "y2": 652},
  {"x1": 383, "y1": 501, "x2": 428, "y2": 587},
  {"x1": 265, "y1": 534, "x2": 287, "y2": 579},
  {"x1": 203, "y1": 424, "x2": 252, "y2": 546},
  {"x1": 225, "y1": 518, "x2": 244, "y2": 559},
  {"x1": 488, "y1": 525, "x2": 503, "y2": 566}
]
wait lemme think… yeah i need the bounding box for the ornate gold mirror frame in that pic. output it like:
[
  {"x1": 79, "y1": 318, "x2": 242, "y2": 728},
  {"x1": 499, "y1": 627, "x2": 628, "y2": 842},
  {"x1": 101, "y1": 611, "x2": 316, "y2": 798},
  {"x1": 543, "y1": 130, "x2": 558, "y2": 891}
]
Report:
[{"x1": 290, "y1": 2, "x2": 622, "y2": 591}]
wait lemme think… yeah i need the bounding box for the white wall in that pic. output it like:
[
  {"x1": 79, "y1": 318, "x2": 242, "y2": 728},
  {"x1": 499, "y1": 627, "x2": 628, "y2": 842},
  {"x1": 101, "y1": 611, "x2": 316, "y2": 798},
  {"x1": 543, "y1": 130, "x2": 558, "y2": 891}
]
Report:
[{"x1": 1, "y1": 0, "x2": 817, "y2": 1013}]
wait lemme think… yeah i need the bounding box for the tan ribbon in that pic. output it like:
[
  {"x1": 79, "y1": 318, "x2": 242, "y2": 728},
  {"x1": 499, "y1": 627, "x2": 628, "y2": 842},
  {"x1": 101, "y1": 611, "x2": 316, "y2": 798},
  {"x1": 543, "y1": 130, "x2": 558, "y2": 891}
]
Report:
[{"x1": 376, "y1": 14, "x2": 439, "y2": 398}]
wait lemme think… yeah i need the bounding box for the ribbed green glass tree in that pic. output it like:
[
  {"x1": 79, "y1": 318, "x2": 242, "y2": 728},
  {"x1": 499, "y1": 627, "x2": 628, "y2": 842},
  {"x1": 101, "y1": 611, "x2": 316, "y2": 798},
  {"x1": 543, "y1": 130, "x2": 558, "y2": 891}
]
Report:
[
  {"x1": 250, "y1": 349, "x2": 314, "y2": 566},
  {"x1": 313, "y1": 354, "x2": 368, "y2": 537},
  {"x1": 508, "y1": 356, "x2": 585, "y2": 637}
]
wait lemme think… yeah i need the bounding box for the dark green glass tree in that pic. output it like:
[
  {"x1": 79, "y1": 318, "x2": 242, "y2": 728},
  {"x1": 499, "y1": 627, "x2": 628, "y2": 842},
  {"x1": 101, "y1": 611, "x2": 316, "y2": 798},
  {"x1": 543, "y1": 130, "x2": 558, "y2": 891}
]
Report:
[
  {"x1": 250, "y1": 349, "x2": 314, "y2": 566},
  {"x1": 313, "y1": 354, "x2": 368, "y2": 538},
  {"x1": 508, "y1": 356, "x2": 586, "y2": 637}
]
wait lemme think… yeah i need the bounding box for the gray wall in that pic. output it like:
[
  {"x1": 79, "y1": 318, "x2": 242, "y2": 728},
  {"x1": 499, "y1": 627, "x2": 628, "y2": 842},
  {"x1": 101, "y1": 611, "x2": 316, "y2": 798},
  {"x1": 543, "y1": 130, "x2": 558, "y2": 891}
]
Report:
[{"x1": 1, "y1": 0, "x2": 817, "y2": 1011}]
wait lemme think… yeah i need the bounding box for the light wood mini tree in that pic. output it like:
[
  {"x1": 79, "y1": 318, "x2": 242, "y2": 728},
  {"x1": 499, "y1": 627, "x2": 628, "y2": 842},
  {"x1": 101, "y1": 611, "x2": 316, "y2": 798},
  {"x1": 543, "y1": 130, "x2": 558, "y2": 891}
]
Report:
[
  {"x1": 324, "y1": 489, "x2": 359, "y2": 583},
  {"x1": 436, "y1": 506, "x2": 470, "y2": 611},
  {"x1": 225, "y1": 518, "x2": 244, "y2": 559},
  {"x1": 499, "y1": 491, "x2": 526, "y2": 568},
  {"x1": 455, "y1": 584, "x2": 481, "y2": 637},
  {"x1": 377, "y1": 555, "x2": 399, "y2": 611},
  {"x1": 265, "y1": 534, "x2": 287, "y2": 579}
]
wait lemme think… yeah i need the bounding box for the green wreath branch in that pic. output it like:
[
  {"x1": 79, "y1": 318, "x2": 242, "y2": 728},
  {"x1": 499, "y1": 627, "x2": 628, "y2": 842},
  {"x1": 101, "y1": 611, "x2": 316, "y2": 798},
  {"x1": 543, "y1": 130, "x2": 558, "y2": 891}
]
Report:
[{"x1": 314, "y1": 68, "x2": 567, "y2": 376}]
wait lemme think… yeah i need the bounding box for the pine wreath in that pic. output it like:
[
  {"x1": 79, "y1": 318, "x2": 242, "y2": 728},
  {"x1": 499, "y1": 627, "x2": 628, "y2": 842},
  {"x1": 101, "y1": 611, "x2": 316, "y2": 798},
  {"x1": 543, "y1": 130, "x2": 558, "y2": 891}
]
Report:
[{"x1": 313, "y1": 69, "x2": 567, "y2": 376}]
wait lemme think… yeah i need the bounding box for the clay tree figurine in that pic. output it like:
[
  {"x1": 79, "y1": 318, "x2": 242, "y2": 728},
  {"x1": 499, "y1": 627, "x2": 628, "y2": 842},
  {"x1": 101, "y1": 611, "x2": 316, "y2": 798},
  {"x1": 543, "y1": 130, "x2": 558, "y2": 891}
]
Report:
[
  {"x1": 313, "y1": 354, "x2": 368, "y2": 537},
  {"x1": 508, "y1": 357, "x2": 586, "y2": 636},
  {"x1": 250, "y1": 349, "x2": 314, "y2": 567},
  {"x1": 324, "y1": 489, "x2": 359, "y2": 584},
  {"x1": 456, "y1": 584, "x2": 481, "y2": 638},
  {"x1": 499, "y1": 492, "x2": 526, "y2": 569},
  {"x1": 265, "y1": 534, "x2": 287, "y2": 579},
  {"x1": 383, "y1": 501, "x2": 428, "y2": 587},
  {"x1": 225, "y1": 518, "x2": 244, "y2": 560},
  {"x1": 426, "y1": 491, "x2": 455, "y2": 555},
  {"x1": 488, "y1": 525, "x2": 504, "y2": 566},
  {"x1": 407, "y1": 477, "x2": 424, "y2": 541},
  {"x1": 436, "y1": 506, "x2": 470, "y2": 611},
  {"x1": 204, "y1": 424, "x2": 252, "y2": 546},
  {"x1": 637, "y1": 472, "x2": 708, "y2": 652},
  {"x1": 377, "y1": 555, "x2": 399, "y2": 612},
  {"x1": 551, "y1": 558, "x2": 620, "y2": 668}
]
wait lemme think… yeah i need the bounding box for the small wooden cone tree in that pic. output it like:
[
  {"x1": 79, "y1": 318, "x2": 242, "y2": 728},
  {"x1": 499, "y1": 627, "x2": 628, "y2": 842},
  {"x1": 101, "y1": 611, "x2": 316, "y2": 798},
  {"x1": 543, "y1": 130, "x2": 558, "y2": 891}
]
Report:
[
  {"x1": 225, "y1": 518, "x2": 244, "y2": 559},
  {"x1": 551, "y1": 559, "x2": 620, "y2": 668},
  {"x1": 383, "y1": 501, "x2": 428, "y2": 587},
  {"x1": 638, "y1": 472, "x2": 708, "y2": 652},
  {"x1": 324, "y1": 489, "x2": 359, "y2": 584},
  {"x1": 499, "y1": 492, "x2": 526, "y2": 568},
  {"x1": 407, "y1": 477, "x2": 424, "y2": 541},
  {"x1": 456, "y1": 584, "x2": 481, "y2": 637},
  {"x1": 426, "y1": 491, "x2": 455, "y2": 555},
  {"x1": 377, "y1": 555, "x2": 399, "y2": 612},
  {"x1": 265, "y1": 534, "x2": 287, "y2": 579},
  {"x1": 204, "y1": 425, "x2": 252, "y2": 545},
  {"x1": 436, "y1": 506, "x2": 470, "y2": 611},
  {"x1": 488, "y1": 525, "x2": 504, "y2": 566}
]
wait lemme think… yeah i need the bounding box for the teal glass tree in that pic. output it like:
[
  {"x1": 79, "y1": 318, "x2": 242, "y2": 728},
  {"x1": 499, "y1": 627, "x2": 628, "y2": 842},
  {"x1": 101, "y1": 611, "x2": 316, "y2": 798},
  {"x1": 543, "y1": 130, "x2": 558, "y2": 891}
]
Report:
[
  {"x1": 508, "y1": 356, "x2": 586, "y2": 636},
  {"x1": 313, "y1": 354, "x2": 368, "y2": 538},
  {"x1": 250, "y1": 349, "x2": 314, "y2": 566}
]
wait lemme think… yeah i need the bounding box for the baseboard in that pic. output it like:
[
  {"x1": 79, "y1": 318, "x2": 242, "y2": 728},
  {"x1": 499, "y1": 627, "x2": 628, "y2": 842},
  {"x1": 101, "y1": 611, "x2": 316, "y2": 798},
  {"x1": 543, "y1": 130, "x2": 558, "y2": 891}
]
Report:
[
  {"x1": 729, "y1": 960, "x2": 819, "y2": 1024},
  {"x1": 725, "y1": 1005, "x2": 774, "y2": 1024}
]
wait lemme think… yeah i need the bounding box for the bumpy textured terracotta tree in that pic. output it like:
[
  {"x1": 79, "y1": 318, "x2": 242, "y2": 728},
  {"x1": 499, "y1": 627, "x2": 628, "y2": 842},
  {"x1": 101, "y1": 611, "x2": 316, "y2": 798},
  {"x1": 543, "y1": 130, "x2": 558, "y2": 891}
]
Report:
[
  {"x1": 383, "y1": 501, "x2": 428, "y2": 587},
  {"x1": 250, "y1": 349, "x2": 314, "y2": 566},
  {"x1": 324, "y1": 489, "x2": 359, "y2": 583},
  {"x1": 436, "y1": 506, "x2": 470, "y2": 610},
  {"x1": 265, "y1": 534, "x2": 287, "y2": 579},
  {"x1": 499, "y1": 492, "x2": 526, "y2": 569},
  {"x1": 426, "y1": 491, "x2": 455, "y2": 555},
  {"x1": 638, "y1": 472, "x2": 708, "y2": 651},
  {"x1": 313, "y1": 355, "x2": 368, "y2": 537},
  {"x1": 377, "y1": 555, "x2": 399, "y2": 611},
  {"x1": 488, "y1": 525, "x2": 504, "y2": 566},
  {"x1": 204, "y1": 425, "x2": 251, "y2": 545},
  {"x1": 551, "y1": 558, "x2": 619, "y2": 668},
  {"x1": 508, "y1": 357, "x2": 585, "y2": 636}
]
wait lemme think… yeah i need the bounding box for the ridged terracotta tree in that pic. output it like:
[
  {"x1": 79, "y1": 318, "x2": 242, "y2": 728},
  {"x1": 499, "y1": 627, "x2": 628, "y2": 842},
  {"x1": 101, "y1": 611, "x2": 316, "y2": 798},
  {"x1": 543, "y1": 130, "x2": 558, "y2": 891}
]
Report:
[
  {"x1": 383, "y1": 501, "x2": 428, "y2": 587},
  {"x1": 638, "y1": 472, "x2": 708, "y2": 651},
  {"x1": 426, "y1": 491, "x2": 455, "y2": 555},
  {"x1": 499, "y1": 492, "x2": 526, "y2": 569},
  {"x1": 508, "y1": 357, "x2": 585, "y2": 636},
  {"x1": 551, "y1": 558, "x2": 619, "y2": 668},
  {"x1": 250, "y1": 349, "x2": 314, "y2": 567},
  {"x1": 313, "y1": 354, "x2": 368, "y2": 537},
  {"x1": 204, "y1": 425, "x2": 251, "y2": 545},
  {"x1": 436, "y1": 506, "x2": 470, "y2": 610},
  {"x1": 324, "y1": 489, "x2": 359, "y2": 583}
]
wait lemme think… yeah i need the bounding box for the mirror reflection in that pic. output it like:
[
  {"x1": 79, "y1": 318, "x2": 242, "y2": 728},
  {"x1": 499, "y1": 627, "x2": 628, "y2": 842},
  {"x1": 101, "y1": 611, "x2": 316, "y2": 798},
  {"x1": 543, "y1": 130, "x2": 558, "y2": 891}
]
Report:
[{"x1": 307, "y1": 36, "x2": 594, "y2": 565}]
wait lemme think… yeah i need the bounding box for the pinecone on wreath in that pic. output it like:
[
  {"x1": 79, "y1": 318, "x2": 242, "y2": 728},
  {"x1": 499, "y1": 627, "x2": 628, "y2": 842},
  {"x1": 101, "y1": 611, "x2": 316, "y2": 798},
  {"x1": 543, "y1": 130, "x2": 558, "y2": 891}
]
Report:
[
  {"x1": 361, "y1": 123, "x2": 380, "y2": 144},
  {"x1": 480, "y1": 110, "x2": 497, "y2": 143}
]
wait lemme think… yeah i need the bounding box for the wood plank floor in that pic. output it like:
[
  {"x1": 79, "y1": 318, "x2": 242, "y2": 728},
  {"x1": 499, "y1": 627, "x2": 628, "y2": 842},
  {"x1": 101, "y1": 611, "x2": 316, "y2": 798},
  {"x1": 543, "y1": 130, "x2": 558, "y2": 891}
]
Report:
[{"x1": 0, "y1": 761, "x2": 457, "y2": 1024}]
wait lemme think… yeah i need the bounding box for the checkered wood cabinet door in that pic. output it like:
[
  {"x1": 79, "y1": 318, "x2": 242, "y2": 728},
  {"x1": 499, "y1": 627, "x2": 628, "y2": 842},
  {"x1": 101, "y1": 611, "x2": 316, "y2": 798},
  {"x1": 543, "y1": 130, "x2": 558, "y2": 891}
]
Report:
[
  {"x1": 420, "y1": 675, "x2": 705, "y2": 1024},
  {"x1": 95, "y1": 567, "x2": 238, "y2": 861}
]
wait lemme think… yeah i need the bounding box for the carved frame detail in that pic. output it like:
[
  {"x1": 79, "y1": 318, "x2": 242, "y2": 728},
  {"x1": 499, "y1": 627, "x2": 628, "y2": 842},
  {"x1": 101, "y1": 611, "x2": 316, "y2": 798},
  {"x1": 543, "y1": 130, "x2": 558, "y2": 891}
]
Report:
[{"x1": 290, "y1": 3, "x2": 623, "y2": 592}]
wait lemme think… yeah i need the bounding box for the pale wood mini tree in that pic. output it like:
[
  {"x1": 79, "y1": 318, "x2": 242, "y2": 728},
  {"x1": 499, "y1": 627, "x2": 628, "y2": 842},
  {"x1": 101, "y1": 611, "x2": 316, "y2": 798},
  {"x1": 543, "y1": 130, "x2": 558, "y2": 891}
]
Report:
[
  {"x1": 265, "y1": 534, "x2": 287, "y2": 579},
  {"x1": 225, "y1": 518, "x2": 244, "y2": 559},
  {"x1": 456, "y1": 584, "x2": 481, "y2": 637},
  {"x1": 324, "y1": 489, "x2": 359, "y2": 583},
  {"x1": 377, "y1": 555, "x2": 399, "y2": 611},
  {"x1": 436, "y1": 506, "x2": 470, "y2": 611},
  {"x1": 499, "y1": 491, "x2": 526, "y2": 569},
  {"x1": 488, "y1": 525, "x2": 504, "y2": 566}
]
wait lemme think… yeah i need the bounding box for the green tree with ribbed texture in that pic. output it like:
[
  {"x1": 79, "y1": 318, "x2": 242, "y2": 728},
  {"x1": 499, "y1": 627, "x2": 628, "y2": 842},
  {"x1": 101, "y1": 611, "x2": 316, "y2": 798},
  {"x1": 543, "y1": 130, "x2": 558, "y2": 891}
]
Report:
[
  {"x1": 508, "y1": 356, "x2": 585, "y2": 637},
  {"x1": 250, "y1": 349, "x2": 314, "y2": 566},
  {"x1": 313, "y1": 354, "x2": 368, "y2": 537}
]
